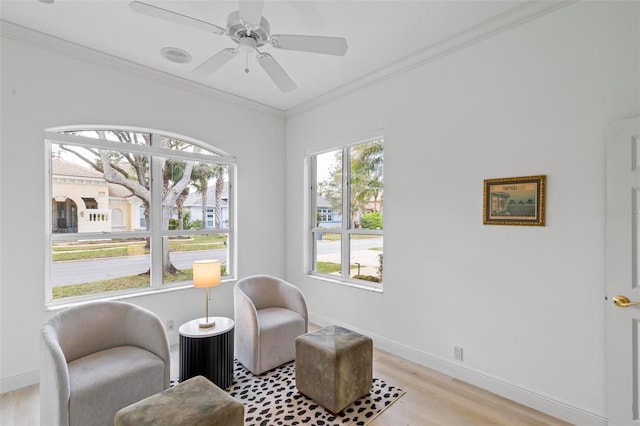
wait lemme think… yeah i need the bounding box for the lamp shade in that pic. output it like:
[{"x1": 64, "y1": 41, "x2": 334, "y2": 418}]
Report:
[{"x1": 192, "y1": 260, "x2": 221, "y2": 289}]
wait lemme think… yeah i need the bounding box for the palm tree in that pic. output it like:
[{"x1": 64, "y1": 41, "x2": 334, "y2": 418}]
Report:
[
  {"x1": 192, "y1": 163, "x2": 216, "y2": 229},
  {"x1": 175, "y1": 187, "x2": 190, "y2": 229},
  {"x1": 192, "y1": 163, "x2": 228, "y2": 229},
  {"x1": 213, "y1": 165, "x2": 226, "y2": 228},
  {"x1": 351, "y1": 140, "x2": 383, "y2": 214},
  {"x1": 164, "y1": 159, "x2": 189, "y2": 230}
]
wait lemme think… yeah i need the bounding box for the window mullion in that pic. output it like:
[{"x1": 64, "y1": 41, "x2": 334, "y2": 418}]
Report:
[
  {"x1": 227, "y1": 166, "x2": 236, "y2": 278},
  {"x1": 341, "y1": 147, "x2": 350, "y2": 279},
  {"x1": 150, "y1": 134, "x2": 164, "y2": 288},
  {"x1": 310, "y1": 156, "x2": 318, "y2": 229},
  {"x1": 310, "y1": 156, "x2": 318, "y2": 272}
]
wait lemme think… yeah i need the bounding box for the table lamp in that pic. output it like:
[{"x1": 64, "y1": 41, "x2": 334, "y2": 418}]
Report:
[{"x1": 192, "y1": 259, "x2": 221, "y2": 328}]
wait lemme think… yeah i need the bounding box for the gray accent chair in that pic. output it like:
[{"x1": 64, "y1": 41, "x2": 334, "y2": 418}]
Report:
[
  {"x1": 40, "y1": 300, "x2": 171, "y2": 426},
  {"x1": 234, "y1": 275, "x2": 308, "y2": 375}
]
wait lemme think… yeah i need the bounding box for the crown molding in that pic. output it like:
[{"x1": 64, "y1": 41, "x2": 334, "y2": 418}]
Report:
[
  {"x1": 0, "y1": 20, "x2": 285, "y2": 119},
  {"x1": 285, "y1": 0, "x2": 577, "y2": 119},
  {"x1": 1, "y1": 1, "x2": 576, "y2": 121}
]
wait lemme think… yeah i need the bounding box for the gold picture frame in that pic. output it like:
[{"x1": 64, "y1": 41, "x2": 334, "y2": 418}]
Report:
[{"x1": 483, "y1": 175, "x2": 546, "y2": 226}]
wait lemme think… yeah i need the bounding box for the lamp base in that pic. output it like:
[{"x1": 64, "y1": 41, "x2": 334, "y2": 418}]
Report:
[{"x1": 198, "y1": 317, "x2": 215, "y2": 328}]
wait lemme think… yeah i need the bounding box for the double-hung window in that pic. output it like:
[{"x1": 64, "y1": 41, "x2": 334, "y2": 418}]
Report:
[
  {"x1": 45, "y1": 127, "x2": 235, "y2": 306},
  {"x1": 308, "y1": 135, "x2": 384, "y2": 290}
]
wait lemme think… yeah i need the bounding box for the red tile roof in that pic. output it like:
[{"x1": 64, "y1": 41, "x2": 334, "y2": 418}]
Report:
[
  {"x1": 51, "y1": 157, "x2": 103, "y2": 178},
  {"x1": 52, "y1": 157, "x2": 134, "y2": 198}
]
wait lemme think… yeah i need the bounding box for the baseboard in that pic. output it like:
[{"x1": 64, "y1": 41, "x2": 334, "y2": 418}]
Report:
[
  {"x1": 0, "y1": 315, "x2": 607, "y2": 426},
  {"x1": 309, "y1": 313, "x2": 606, "y2": 426},
  {"x1": 0, "y1": 370, "x2": 39, "y2": 394}
]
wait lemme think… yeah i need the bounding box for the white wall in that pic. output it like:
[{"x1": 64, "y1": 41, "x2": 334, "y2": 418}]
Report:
[
  {"x1": 1, "y1": 1, "x2": 638, "y2": 423},
  {"x1": 0, "y1": 27, "x2": 286, "y2": 391},
  {"x1": 285, "y1": 2, "x2": 639, "y2": 424}
]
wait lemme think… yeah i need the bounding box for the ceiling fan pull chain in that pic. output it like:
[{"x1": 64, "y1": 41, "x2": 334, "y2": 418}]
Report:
[{"x1": 245, "y1": 51, "x2": 250, "y2": 74}]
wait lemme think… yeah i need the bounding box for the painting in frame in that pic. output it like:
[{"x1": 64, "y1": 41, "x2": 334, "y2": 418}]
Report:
[{"x1": 483, "y1": 175, "x2": 546, "y2": 226}]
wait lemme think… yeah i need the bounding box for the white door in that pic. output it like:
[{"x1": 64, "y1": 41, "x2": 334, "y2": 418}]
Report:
[{"x1": 607, "y1": 116, "x2": 640, "y2": 425}]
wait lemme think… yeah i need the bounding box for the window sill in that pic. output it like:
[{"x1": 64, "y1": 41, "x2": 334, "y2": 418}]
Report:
[
  {"x1": 305, "y1": 273, "x2": 383, "y2": 293},
  {"x1": 45, "y1": 278, "x2": 235, "y2": 311}
]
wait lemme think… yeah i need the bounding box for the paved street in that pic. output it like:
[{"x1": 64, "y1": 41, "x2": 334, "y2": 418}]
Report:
[
  {"x1": 315, "y1": 236, "x2": 382, "y2": 255},
  {"x1": 52, "y1": 249, "x2": 228, "y2": 286},
  {"x1": 52, "y1": 237, "x2": 383, "y2": 286}
]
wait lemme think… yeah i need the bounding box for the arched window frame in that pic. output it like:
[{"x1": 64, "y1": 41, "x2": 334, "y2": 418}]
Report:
[{"x1": 44, "y1": 125, "x2": 236, "y2": 307}]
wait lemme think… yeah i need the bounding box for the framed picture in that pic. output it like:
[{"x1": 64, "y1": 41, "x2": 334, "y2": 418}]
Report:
[{"x1": 483, "y1": 175, "x2": 546, "y2": 226}]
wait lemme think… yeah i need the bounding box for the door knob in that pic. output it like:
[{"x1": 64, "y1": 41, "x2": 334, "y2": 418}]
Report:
[{"x1": 613, "y1": 295, "x2": 640, "y2": 308}]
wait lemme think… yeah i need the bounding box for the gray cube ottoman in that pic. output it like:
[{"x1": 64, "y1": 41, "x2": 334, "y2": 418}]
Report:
[
  {"x1": 114, "y1": 375, "x2": 244, "y2": 426},
  {"x1": 295, "y1": 325, "x2": 373, "y2": 414}
]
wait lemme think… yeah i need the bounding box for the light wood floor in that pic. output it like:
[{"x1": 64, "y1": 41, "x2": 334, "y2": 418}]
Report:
[
  {"x1": 369, "y1": 349, "x2": 571, "y2": 426},
  {"x1": 1, "y1": 344, "x2": 571, "y2": 426}
]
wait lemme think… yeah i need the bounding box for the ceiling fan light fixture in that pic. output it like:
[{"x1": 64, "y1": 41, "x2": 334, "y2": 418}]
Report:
[
  {"x1": 239, "y1": 37, "x2": 258, "y2": 54},
  {"x1": 160, "y1": 47, "x2": 192, "y2": 64}
]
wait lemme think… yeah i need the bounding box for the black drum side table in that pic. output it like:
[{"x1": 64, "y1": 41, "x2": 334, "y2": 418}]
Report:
[{"x1": 179, "y1": 317, "x2": 234, "y2": 389}]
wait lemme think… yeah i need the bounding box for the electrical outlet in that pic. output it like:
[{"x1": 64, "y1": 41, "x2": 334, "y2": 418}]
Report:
[
  {"x1": 454, "y1": 346, "x2": 464, "y2": 361},
  {"x1": 167, "y1": 319, "x2": 174, "y2": 331}
]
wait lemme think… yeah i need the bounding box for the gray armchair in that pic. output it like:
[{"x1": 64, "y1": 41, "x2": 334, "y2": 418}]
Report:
[
  {"x1": 40, "y1": 300, "x2": 170, "y2": 426},
  {"x1": 234, "y1": 275, "x2": 308, "y2": 375}
]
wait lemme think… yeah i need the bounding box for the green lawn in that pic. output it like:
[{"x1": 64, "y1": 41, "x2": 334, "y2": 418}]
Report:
[
  {"x1": 53, "y1": 261, "x2": 230, "y2": 299},
  {"x1": 53, "y1": 274, "x2": 151, "y2": 299},
  {"x1": 52, "y1": 235, "x2": 228, "y2": 299},
  {"x1": 52, "y1": 235, "x2": 380, "y2": 299},
  {"x1": 53, "y1": 235, "x2": 227, "y2": 262},
  {"x1": 317, "y1": 261, "x2": 341, "y2": 273}
]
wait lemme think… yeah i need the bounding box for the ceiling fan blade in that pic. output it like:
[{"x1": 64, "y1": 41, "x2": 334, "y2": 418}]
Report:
[
  {"x1": 130, "y1": 1, "x2": 226, "y2": 35},
  {"x1": 256, "y1": 53, "x2": 297, "y2": 93},
  {"x1": 238, "y1": 0, "x2": 265, "y2": 29},
  {"x1": 270, "y1": 35, "x2": 348, "y2": 56},
  {"x1": 192, "y1": 48, "x2": 238, "y2": 77}
]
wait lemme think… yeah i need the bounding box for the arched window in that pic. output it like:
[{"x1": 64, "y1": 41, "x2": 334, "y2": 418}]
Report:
[{"x1": 46, "y1": 127, "x2": 236, "y2": 305}]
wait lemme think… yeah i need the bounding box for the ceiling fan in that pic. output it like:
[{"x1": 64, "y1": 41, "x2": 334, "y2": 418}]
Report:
[{"x1": 130, "y1": 0, "x2": 349, "y2": 93}]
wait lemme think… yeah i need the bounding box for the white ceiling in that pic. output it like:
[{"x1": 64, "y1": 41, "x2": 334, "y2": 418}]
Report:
[{"x1": 1, "y1": 0, "x2": 566, "y2": 112}]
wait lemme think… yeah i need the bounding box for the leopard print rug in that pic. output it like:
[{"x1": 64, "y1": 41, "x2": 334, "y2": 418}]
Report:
[{"x1": 226, "y1": 360, "x2": 405, "y2": 426}]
